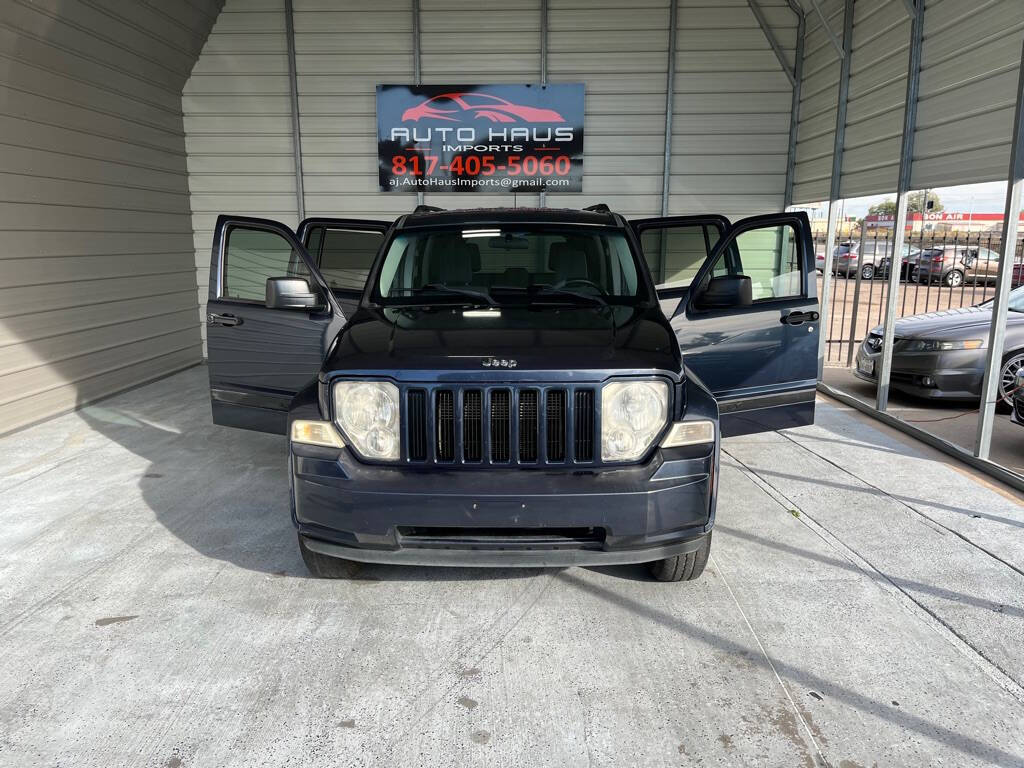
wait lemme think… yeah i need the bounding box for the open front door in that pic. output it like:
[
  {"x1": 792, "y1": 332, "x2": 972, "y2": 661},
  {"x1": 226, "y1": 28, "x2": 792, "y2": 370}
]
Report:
[
  {"x1": 206, "y1": 215, "x2": 385, "y2": 435},
  {"x1": 297, "y1": 218, "x2": 391, "y2": 322},
  {"x1": 635, "y1": 212, "x2": 819, "y2": 436}
]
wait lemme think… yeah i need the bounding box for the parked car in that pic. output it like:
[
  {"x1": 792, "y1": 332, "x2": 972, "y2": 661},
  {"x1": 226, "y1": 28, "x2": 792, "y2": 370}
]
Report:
[
  {"x1": 911, "y1": 244, "x2": 1002, "y2": 287},
  {"x1": 831, "y1": 240, "x2": 921, "y2": 280},
  {"x1": 206, "y1": 206, "x2": 819, "y2": 581},
  {"x1": 854, "y1": 284, "x2": 1024, "y2": 411}
]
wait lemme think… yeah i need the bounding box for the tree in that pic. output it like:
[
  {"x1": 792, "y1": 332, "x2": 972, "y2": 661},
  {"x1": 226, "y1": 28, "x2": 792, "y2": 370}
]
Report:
[{"x1": 868, "y1": 191, "x2": 944, "y2": 217}]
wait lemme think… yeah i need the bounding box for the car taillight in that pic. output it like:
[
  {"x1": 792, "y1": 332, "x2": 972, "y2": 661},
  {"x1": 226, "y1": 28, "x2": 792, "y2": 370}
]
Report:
[{"x1": 931, "y1": 254, "x2": 945, "y2": 262}]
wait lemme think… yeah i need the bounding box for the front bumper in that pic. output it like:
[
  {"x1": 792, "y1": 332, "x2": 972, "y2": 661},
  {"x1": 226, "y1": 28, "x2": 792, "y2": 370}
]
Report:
[
  {"x1": 290, "y1": 442, "x2": 717, "y2": 567},
  {"x1": 854, "y1": 346, "x2": 984, "y2": 400}
]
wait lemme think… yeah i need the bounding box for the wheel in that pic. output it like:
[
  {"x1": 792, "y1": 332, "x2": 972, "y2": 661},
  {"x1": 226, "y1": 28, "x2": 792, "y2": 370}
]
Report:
[
  {"x1": 997, "y1": 351, "x2": 1024, "y2": 415},
  {"x1": 943, "y1": 269, "x2": 964, "y2": 288},
  {"x1": 648, "y1": 532, "x2": 712, "y2": 582},
  {"x1": 860, "y1": 264, "x2": 875, "y2": 280},
  {"x1": 298, "y1": 533, "x2": 362, "y2": 578}
]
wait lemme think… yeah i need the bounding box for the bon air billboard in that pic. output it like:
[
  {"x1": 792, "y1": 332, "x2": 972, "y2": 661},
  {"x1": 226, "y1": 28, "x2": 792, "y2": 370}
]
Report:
[{"x1": 376, "y1": 83, "x2": 584, "y2": 193}]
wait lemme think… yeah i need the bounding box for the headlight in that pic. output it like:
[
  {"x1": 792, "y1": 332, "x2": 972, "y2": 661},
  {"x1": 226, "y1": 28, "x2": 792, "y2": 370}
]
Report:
[
  {"x1": 333, "y1": 380, "x2": 400, "y2": 461},
  {"x1": 904, "y1": 339, "x2": 983, "y2": 352},
  {"x1": 601, "y1": 380, "x2": 668, "y2": 462}
]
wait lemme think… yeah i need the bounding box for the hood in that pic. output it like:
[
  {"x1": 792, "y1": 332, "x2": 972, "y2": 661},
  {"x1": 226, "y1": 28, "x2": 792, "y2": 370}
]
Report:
[
  {"x1": 323, "y1": 304, "x2": 681, "y2": 375},
  {"x1": 874, "y1": 304, "x2": 1005, "y2": 339}
]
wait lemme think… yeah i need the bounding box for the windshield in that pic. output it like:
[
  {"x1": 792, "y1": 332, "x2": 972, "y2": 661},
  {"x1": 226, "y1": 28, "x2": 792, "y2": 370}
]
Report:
[
  {"x1": 1010, "y1": 285, "x2": 1024, "y2": 312},
  {"x1": 373, "y1": 226, "x2": 649, "y2": 306}
]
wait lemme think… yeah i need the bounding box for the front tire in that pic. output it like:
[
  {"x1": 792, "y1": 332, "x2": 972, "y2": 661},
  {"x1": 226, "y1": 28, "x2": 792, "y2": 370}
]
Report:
[
  {"x1": 997, "y1": 351, "x2": 1024, "y2": 415},
  {"x1": 298, "y1": 534, "x2": 362, "y2": 578},
  {"x1": 648, "y1": 532, "x2": 712, "y2": 582}
]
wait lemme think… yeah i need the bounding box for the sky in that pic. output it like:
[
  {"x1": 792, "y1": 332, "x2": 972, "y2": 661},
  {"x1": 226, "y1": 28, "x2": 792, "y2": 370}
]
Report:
[{"x1": 792, "y1": 181, "x2": 1012, "y2": 220}]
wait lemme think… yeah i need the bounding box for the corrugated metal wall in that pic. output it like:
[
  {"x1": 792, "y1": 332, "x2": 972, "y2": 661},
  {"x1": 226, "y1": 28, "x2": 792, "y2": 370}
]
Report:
[
  {"x1": 668, "y1": 0, "x2": 797, "y2": 219},
  {"x1": 792, "y1": 0, "x2": 844, "y2": 204},
  {"x1": 791, "y1": 0, "x2": 1024, "y2": 205},
  {"x1": 911, "y1": 0, "x2": 1024, "y2": 190},
  {"x1": 839, "y1": 0, "x2": 909, "y2": 198},
  {"x1": 184, "y1": 0, "x2": 802, "y2": 321},
  {"x1": 0, "y1": 0, "x2": 220, "y2": 434}
]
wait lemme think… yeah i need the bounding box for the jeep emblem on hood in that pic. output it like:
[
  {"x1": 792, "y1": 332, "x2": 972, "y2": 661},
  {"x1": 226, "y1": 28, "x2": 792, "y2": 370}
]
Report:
[{"x1": 482, "y1": 357, "x2": 517, "y2": 368}]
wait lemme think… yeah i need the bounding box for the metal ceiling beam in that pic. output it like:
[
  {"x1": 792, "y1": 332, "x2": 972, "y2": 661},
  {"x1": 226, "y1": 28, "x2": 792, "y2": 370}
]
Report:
[
  {"x1": 747, "y1": 0, "x2": 796, "y2": 87},
  {"x1": 283, "y1": 0, "x2": 305, "y2": 221},
  {"x1": 540, "y1": 0, "x2": 549, "y2": 208},
  {"x1": 660, "y1": 0, "x2": 679, "y2": 217},
  {"x1": 875, "y1": 0, "x2": 924, "y2": 411},
  {"x1": 412, "y1": 0, "x2": 423, "y2": 208},
  {"x1": 815, "y1": 0, "x2": 853, "y2": 378},
  {"x1": 784, "y1": 4, "x2": 805, "y2": 208},
  {"x1": 809, "y1": 0, "x2": 845, "y2": 59}
]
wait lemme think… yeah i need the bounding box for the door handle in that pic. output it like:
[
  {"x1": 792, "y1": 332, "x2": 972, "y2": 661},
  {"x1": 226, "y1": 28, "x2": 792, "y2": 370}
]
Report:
[
  {"x1": 208, "y1": 312, "x2": 242, "y2": 327},
  {"x1": 781, "y1": 311, "x2": 819, "y2": 326}
]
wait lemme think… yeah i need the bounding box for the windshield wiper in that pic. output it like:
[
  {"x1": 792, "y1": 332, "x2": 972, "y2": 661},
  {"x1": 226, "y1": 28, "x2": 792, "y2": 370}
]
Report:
[
  {"x1": 529, "y1": 285, "x2": 608, "y2": 308},
  {"x1": 409, "y1": 283, "x2": 497, "y2": 306}
]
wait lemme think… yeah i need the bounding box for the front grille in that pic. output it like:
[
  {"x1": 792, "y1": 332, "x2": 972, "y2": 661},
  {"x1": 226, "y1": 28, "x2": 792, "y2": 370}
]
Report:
[{"x1": 405, "y1": 385, "x2": 596, "y2": 466}]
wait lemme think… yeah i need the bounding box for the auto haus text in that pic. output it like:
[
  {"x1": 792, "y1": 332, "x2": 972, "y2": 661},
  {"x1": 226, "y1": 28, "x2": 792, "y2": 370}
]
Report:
[{"x1": 389, "y1": 125, "x2": 576, "y2": 153}]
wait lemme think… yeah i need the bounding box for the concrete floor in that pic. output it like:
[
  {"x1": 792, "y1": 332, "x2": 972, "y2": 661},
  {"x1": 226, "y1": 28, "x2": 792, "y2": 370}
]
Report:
[
  {"x1": 2, "y1": 365, "x2": 1023, "y2": 767},
  {"x1": 823, "y1": 366, "x2": 1024, "y2": 476}
]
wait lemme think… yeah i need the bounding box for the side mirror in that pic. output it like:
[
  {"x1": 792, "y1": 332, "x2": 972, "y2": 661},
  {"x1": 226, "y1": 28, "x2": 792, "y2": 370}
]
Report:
[
  {"x1": 696, "y1": 275, "x2": 752, "y2": 310},
  {"x1": 266, "y1": 277, "x2": 323, "y2": 310}
]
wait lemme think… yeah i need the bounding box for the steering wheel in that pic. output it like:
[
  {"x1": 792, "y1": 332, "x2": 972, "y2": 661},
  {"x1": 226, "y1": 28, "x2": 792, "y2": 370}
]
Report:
[{"x1": 551, "y1": 278, "x2": 609, "y2": 296}]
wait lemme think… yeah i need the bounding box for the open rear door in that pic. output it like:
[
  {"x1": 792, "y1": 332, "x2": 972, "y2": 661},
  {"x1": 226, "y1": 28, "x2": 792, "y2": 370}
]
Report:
[
  {"x1": 297, "y1": 218, "x2": 391, "y2": 322},
  {"x1": 634, "y1": 212, "x2": 819, "y2": 436},
  {"x1": 206, "y1": 215, "x2": 387, "y2": 434}
]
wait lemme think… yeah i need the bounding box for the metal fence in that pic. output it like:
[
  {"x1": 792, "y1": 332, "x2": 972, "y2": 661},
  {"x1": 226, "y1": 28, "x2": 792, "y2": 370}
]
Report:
[{"x1": 816, "y1": 229, "x2": 1024, "y2": 366}]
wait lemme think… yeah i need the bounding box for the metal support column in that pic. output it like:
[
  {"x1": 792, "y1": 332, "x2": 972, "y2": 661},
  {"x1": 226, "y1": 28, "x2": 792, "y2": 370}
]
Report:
[
  {"x1": 974, "y1": 41, "x2": 1024, "y2": 459},
  {"x1": 539, "y1": 0, "x2": 549, "y2": 208},
  {"x1": 816, "y1": 0, "x2": 853, "y2": 378},
  {"x1": 412, "y1": 0, "x2": 424, "y2": 208},
  {"x1": 876, "y1": 0, "x2": 924, "y2": 411},
  {"x1": 284, "y1": 0, "x2": 305, "y2": 221},
  {"x1": 784, "y1": 2, "x2": 805, "y2": 209},
  {"x1": 660, "y1": 0, "x2": 679, "y2": 217}
]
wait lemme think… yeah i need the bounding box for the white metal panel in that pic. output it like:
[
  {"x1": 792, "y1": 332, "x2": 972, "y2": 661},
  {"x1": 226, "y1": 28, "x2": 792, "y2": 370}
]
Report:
[
  {"x1": 839, "y1": 0, "x2": 910, "y2": 198},
  {"x1": 792, "y1": 0, "x2": 844, "y2": 204},
  {"x1": 670, "y1": 0, "x2": 797, "y2": 219},
  {"x1": 545, "y1": 0, "x2": 670, "y2": 215},
  {"x1": 293, "y1": 0, "x2": 415, "y2": 220},
  {"x1": 183, "y1": 0, "x2": 298, "y2": 348},
  {"x1": 912, "y1": 0, "x2": 1024, "y2": 189},
  {"x1": 0, "y1": 0, "x2": 217, "y2": 434}
]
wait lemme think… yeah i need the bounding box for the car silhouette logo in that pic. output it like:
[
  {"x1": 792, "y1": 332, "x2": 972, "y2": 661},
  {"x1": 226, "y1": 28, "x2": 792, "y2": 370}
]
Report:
[{"x1": 402, "y1": 92, "x2": 566, "y2": 124}]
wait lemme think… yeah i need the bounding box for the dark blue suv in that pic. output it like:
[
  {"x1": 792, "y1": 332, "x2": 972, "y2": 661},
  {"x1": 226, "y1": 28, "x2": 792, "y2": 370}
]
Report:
[{"x1": 206, "y1": 206, "x2": 819, "y2": 581}]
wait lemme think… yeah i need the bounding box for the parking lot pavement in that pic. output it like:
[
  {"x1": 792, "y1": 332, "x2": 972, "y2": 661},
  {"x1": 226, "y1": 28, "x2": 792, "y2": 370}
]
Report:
[{"x1": 1, "y1": 366, "x2": 1023, "y2": 767}]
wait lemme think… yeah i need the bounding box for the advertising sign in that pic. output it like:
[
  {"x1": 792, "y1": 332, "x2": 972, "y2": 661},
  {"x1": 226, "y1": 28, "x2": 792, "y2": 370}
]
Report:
[{"x1": 376, "y1": 83, "x2": 584, "y2": 193}]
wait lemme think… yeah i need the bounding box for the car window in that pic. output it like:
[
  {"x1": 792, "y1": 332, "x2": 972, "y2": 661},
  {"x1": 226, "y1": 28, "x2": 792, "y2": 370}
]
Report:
[
  {"x1": 374, "y1": 226, "x2": 648, "y2": 305},
  {"x1": 222, "y1": 226, "x2": 309, "y2": 302},
  {"x1": 707, "y1": 223, "x2": 802, "y2": 301},
  {"x1": 312, "y1": 228, "x2": 384, "y2": 293},
  {"x1": 638, "y1": 225, "x2": 713, "y2": 290}
]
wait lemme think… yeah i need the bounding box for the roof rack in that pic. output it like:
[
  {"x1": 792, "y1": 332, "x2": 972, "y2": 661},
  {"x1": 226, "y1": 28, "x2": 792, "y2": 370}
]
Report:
[
  {"x1": 582, "y1": 203, "x2": 611, "y2": 213},
  {"x1": 412, "y1": 204, "x2": 445, "y2": 214}
]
